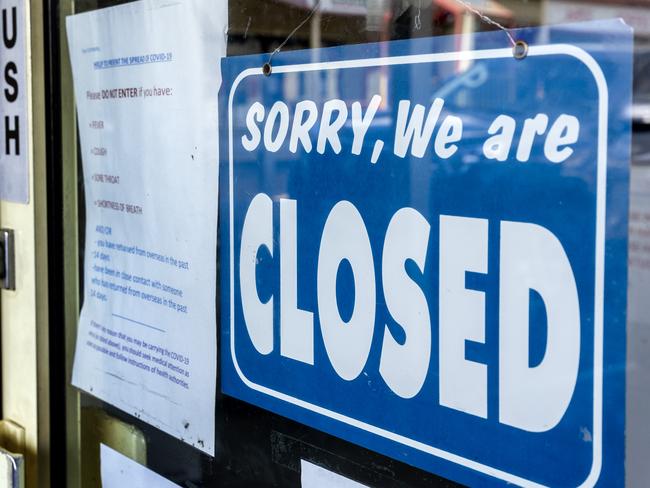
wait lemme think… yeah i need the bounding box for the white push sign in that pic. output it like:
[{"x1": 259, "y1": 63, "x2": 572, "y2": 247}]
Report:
[{"x1": 0, "y1": 1, "x2": 28, "y2": 203}]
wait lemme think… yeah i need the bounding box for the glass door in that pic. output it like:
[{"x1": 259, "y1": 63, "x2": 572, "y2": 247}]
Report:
[
  {"x1": 0, "y1": 1, "x2": 50, "y2": 487},
  {"x1": 50, "y1": 1, "x2": 650, "y2": 486}
]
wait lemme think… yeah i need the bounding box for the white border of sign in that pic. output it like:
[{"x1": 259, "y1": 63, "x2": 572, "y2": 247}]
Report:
[{"x1": 227, "y1": 45, "x2": 607, "y2": 488}]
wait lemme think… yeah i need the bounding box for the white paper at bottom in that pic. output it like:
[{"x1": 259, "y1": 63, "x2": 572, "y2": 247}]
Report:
[
  {"x1": 101, "y1": 444, "x2": 180, "y2": 488},
  {"x1": 301, "y1": 459, "x2": 369, "y2": 488}
]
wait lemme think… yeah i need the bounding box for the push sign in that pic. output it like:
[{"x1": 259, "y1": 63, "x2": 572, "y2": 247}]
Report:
[
  {"x1": 0, "y1": 1, "x2": 28, "y2": 203},
  {"x1": 220, "y1": 20, "x2": 631, "y2": 487}
]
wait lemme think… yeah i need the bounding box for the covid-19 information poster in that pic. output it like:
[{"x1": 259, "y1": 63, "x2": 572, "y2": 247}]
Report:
[{"x1": 68, "y1": 0, "x2": 226, "y2": 454}]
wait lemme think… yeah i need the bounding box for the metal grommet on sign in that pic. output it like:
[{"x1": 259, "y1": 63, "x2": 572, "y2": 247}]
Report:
[
  {"x1": 513, "y1": 40, "x2": 528, "y2": 60},
  {"x1": 262, "y1": 62, "x2": 272, "y2": 76}
]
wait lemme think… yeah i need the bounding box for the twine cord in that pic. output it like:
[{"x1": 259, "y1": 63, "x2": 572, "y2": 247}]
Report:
[
  {"x1": 267, "y1": 0, "x2": 323, "y2": 67},
  {"x1": 265, "y1": 0, "x2": 518, "y2": 71},
  {"x1": 451, "y1": 0, "x2": 516, "y2": 46},
  {"x1": 414, "y1": 0, "x2": 422, "y2": 31}
]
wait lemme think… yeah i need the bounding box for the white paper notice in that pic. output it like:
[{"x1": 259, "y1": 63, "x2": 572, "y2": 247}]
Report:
[
  {"x1": 101, "y1": 444, "x2": 180, "y2": 488},
  {"x1": 67, "y1": 0, "x2": 226, "y2": 454},
  {"x1": 301, "y1": 460, "x2": 369, "y2": 488}
]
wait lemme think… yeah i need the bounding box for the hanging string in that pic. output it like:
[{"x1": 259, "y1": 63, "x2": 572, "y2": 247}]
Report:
[
  {"x1": 244, "y1": 16, "x2": 252, "y2": 40},
  {"x1": 414, "y1": 0, "x2": 422, "y2": 31},
  {"x1": 263, "y1": 0, "x2": 523, "y2": 75},
  {"x1": 264, "y1": 0, "x2": 323, "y2": 74},
  {"x1": 450, "y1": 0, "x2": 516, "y2": 47}
]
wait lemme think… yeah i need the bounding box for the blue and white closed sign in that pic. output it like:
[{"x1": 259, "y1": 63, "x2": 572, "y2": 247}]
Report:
[{"x1": 220, "y1": 20, "x2": 631, "y2": 487}]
